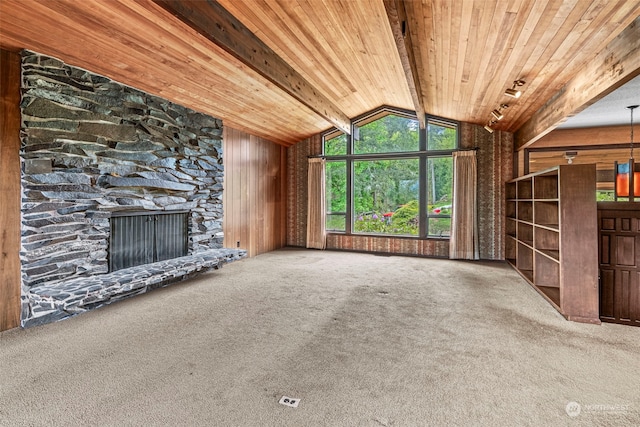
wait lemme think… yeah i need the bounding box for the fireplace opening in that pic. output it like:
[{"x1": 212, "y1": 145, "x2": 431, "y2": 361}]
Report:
[{"x1": 109, "y1": 211, "x2": 189, "y2": 272}]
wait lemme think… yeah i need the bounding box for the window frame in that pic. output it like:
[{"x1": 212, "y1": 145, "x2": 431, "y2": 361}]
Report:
[{"x1": 322, "y1": 106, "x2": 459, "y2": 239}]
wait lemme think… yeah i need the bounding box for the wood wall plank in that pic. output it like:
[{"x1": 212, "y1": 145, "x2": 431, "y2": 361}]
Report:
[
  {"x1": 529, "y1": 125, "x2": 640, "y2": 149},
  {"x1": 223, "y1": 126, "x2": 287, "y2": 257},
  {"x1": 0, "y1": 49, "x2": 22, "y2": 331},
  {"x1": 154, "y1": 0, "x2": 351, "y2": 135}
]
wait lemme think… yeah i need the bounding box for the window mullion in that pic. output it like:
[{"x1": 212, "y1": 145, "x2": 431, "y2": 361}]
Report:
[
  {"x1": 346, "y1": 126, "x2": 353, "y2": 234},
  {"x1": 419, "y1": 126, "x2": 427, "y2": 237}
]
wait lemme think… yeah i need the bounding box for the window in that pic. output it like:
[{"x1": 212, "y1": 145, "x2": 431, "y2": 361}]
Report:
[
  {"x1": 326, "y1": 159, "x2": 347, "y2": 231},
  {"x1": 323, "y1": 107, "x2": 457, "y2": 238},
  {"x1": 353, "y1": 158, "x2": 419, "y2": 235}
]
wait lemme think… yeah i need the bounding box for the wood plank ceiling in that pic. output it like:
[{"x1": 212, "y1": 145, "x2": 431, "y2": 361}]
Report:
[{"x1": 1, "y1": 0, "x2": 639, "y2": 146}]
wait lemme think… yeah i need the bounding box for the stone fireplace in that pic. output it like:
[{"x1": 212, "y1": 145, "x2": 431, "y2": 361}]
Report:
[{"x1": 20, "y1": 51, "x2": 245, "y2": 327}]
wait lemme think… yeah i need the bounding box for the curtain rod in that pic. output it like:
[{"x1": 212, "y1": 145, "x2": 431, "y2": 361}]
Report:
[{"x1": 307, "y1": 147, "x2": 478, "y2": 158}]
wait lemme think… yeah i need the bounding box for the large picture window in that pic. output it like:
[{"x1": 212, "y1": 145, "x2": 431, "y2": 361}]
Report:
[{"x1": 323, "y1": 107, "x2": 457, "y2": 238}]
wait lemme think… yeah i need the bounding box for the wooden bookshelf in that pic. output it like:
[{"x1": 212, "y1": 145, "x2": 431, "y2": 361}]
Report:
[{"x1": 505, "y1": 164, "x2": 599, "y2": 324}]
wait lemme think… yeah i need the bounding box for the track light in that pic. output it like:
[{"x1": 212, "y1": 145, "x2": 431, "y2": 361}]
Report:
[
  {"x1": 491, "y1": 104, "x2": 509, "y2": 121},
  {"x1": 504, "y1": 88, "x2": 520, "y2": 98},
  {"x1": 505, "y1": 79, "x2": 526, "y2": 98},
  {"x1": 484, "y1": 119, "x2": 497, "y2": 133}
]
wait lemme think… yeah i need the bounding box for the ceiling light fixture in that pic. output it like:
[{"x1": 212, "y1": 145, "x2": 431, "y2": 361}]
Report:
[
  {"x1": 564, "y1": 151, "x2": 577, "y2": 164},
  {"x1": 491, "y1": 104, "x2": 509, "y2": 121},
  {"x1": 484, "y1": 119, "x2": 497, "y2": 133},
  {"x1": 505, "y1": 80, "x2": 526, "y2": 98}
]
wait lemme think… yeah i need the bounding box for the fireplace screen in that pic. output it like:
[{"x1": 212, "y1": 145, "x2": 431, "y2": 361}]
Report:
[{"x1": 109, "y1": 211, "x2": 189, "y2": 272}]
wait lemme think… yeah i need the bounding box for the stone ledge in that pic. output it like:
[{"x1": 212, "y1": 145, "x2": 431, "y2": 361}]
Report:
[{"x1": 22, "y1": 248, "x2": 246, "y2": 328}]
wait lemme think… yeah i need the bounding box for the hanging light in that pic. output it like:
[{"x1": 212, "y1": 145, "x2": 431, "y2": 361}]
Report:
[{"x1": 615, "y1": 105, "x2": 640, "y2": 200}]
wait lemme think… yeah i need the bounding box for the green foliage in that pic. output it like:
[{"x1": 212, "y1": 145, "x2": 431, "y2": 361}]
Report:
[
  {"x1": 428, "y1": 217, "x2": 451, "y2": 237},
  {"x1": 326, "y1": 161, "x2": 347, "y2": 214},
  {"x1": 428, "y1": 157, "x2": 453, "y2": 204},
  {"x1": 326, "y1": 214, "x2": 346, "y2": 231},
  {"x1": 355, "y1": 115, "x2": 418, "y2": 154},
  {"x1": 391, "y1": 200, "x2": 419, "y2": 228},
  {"x1": 323, "y1": 111, "x2": 456, "y2": 237},
  {"x1": 428, "y1": 122, "x2": 456, "y2": 150},
  {"x1": 596, "y1": 190, "x2": 614, "y2": 201},
  {"x1": 325, "y1": 134, "x2": 347, "y2": 155},
  {"x1": 354, "y1": 210, "x2": 418, "y2": 235},
  {"x1": 353, "y1": 158, "x2": 419, "y2": 215}
]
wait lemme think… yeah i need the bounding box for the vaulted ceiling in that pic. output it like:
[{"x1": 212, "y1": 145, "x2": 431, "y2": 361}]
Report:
[{"x1": 1, "y1": 0, "x2": 639, "y2": 147}]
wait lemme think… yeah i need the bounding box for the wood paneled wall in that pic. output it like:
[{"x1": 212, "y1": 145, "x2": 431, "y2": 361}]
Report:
[
  {"x1": 0, "y1": 49, "x2": 22, "y2": 331},
  {"x1": 327, "y1": 234, "x2": 449, "y2": 257},
  {"x1": 223, "y1": 127, "x2": 287, "y2": 257}
]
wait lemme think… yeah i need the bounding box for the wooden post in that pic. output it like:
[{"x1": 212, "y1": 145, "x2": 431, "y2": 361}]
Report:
[{"x1": 0, "y1": 49, "x2": 22, "y2": 331}]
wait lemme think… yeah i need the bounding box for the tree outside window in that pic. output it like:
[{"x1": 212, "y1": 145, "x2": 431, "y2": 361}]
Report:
[{"x1": 323, "y1": 108, "x2": 457, "y2": 238}]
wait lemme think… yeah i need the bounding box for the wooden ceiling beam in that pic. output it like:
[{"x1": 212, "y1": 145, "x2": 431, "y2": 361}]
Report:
[
  {"x1": 530, "y1": 125, "x2": 640, "y2": 149},
  {"x1": 515, "y1": 16, "x2": 640, "y2": 151},
  {"x1": 154, "y1": 0, "x2": 351, "y2": 135},
  {"x1": 383, "y1": 0, "x2": 426, "y2": 129}
]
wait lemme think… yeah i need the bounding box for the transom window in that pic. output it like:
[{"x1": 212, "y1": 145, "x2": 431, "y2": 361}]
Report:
[{"x1": 323, "y1": 107, "x2": 457, "y2": 238}]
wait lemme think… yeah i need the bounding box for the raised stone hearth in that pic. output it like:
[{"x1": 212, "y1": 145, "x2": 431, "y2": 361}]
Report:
[
  {"x1": 19, "y1": 51, "x2": 239, "y2": 327},
  {"x1": 24, "y1": 249, "x2": 246, "y2": 327}
]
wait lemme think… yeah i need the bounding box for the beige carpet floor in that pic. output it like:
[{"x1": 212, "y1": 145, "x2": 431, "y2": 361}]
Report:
[{"x1": 1, "y1": 248, "x2": 639, "y2": 426}]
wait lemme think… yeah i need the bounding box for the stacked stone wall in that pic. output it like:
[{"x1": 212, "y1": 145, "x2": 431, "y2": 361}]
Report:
[{"x1": 20, "y1": 50, "x2": 225, "y2": 291}]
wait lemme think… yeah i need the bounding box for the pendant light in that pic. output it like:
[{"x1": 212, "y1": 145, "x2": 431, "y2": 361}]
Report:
[{"x1": 614, "y1": 105, "x2": 639, "y2": 200}]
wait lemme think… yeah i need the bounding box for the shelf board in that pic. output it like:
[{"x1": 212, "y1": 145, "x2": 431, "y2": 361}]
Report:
[
  {"x1": 534, "y1": 198, "x2": 559, "y2": 202},
  {"x1": 508, "y1": 165, "x2": 559, "y2": 181},
  {"x1": 519, "y1": 239, "x2": 534, "y2": 249},
  {"x1": 537, "y1": 285, "x2": 560, "y2": 307},
  {"x1": 520, "y1": 269, "x2": 533, "y2": 282},
  {"x1": 535, "y1": 223, "x2": 559, "y2": 231},
  {"x1": 537, "y1": 249, "x2": 560, "y2": 262}
]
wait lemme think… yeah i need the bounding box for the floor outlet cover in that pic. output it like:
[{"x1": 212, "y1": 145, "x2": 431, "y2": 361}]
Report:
[{"x1": 279, "y1": 396, "x2": 300, "y2": 408}]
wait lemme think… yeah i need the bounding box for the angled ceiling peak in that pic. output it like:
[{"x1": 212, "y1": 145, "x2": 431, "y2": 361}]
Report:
[
  {"x1": 383, "y1": 0, "x2": 426, "y2": 129},
  {"x1": 154, "y1": 0, "x2": 351, "y2": 135}
]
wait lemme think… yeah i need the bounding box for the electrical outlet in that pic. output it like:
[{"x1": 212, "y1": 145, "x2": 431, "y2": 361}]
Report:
[{"x1": 236, "y1": 241, "x2": 240, "y2": 248}]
